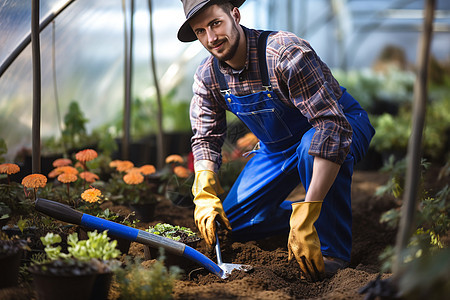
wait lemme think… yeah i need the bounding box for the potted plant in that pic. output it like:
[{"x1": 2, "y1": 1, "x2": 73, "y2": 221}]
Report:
[
  {"x1": 0, "y1": 163, "x2": 26, "y2": 213},
  {"x1": 29, "y1": 230, "x2": 121, "y2": 300},
  {"x1": 106, "y1": 160, "x2": 160, "y2": 222},
  {"x1": 92, "y1": 208, "x2": 138, "y2": 254},
  {"x1": 0, "y1": 232, "x2": 28, "y2": 288},
  {"x1": 144, "y1": 223, "x2": 200, "y2": 270},
  {"x1": 0, "y1": 201, "x2": 11, "y2": 227},
  {"x1": 163, "y1": 154, "x2": 195, "y2": 208},
  {"x1": 114, "y1": 256, "x2": 181, "y2": 300}
]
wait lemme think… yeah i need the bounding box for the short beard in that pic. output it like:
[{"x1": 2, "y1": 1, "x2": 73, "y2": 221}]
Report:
[{"x1": 213, "y1": 23, "x2": 240, "y2": 62}]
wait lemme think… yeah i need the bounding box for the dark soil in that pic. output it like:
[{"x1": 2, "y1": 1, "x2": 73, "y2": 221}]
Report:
[
  {"x1": 0, "y1": 169, "x2": 443, "y2": 299},
  {"x1": 129, "y1": 170, "x2": 397, "y2": 299}
]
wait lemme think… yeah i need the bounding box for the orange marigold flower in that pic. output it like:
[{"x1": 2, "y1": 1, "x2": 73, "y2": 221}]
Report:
[
  {"x1": 48, "y1": 169, "x2": 60, "y2": 178},
  {"x1": 173, "y1": 166, "x2": 191, "y2": 178},
  {"x1": 57, "y1": 166, "x2": 79, "y2": 175},
  {"x1": 139, "y1": 164, "x2": 156, "y2": 175},
  {"x1": 236, "y1": 132, "x2": 259, "y2": 150},
  {"x1": 22, "y1": 174, "x2": 47, "y2": 188},
  {"x1": 110, "y1": 160, "x2": 125, "y2": 168},
  {"x1": 57, "y1": 173, "x2": 78, "y2": 184},
  {"x1": 165, "y1": 154, "x2": 184, "y2": 164},
  {"x1": 123, "y1": 170, "x2": 144, "y2": 185},
  {"x1": 0, "y1": 163, "x2": 20, "y2": 175},
  {"x1": 125, "y1": 167, "x2": 140, "y2": 174},
  {"x1": 79, "y1": 171, "x2": 99, "y2": 183},
  {"x1": 81, "y1": 188, "x2": 102, "y2": 203},
  {"x1": 52, "y1": 158, "x2": 72, "y2": 168},
  {"x1": 75, "y1": 149, "x2": 98, "y2": 162},
  {"x1": 116, "y1": 160, "x2": 134, "y2": 172}
]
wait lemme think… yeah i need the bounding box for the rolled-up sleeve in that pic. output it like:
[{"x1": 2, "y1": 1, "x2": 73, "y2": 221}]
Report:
[
  {"x1": 274, "y1": 40, "x2": 353, "y2": 165},
  {"x1": 190, "y1": 67, "x2": 227, "y2": 168}
]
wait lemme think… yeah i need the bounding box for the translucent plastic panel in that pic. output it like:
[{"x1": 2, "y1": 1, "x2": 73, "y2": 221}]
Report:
[{"x1": 0, "y1": 0, "x2": 202, "y2": 160}]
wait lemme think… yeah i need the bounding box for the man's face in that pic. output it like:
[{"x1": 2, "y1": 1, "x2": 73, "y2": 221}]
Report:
[{"x1": 189, "y1": 5, "x2": 240, "y2": 62}]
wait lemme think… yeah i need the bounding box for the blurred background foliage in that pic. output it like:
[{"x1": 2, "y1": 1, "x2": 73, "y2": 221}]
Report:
[{"x1": 0, "y1": 0, "x2": 449, "y2": 167}]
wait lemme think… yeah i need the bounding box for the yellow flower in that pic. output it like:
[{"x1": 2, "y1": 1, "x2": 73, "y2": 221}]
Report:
[
  {"x1": 52, "y1": 158, "x2": 72, "y2": 168},
  {"x1": 79, "y1": 171, "x2": 99, "y2": 183},
  {"x1": 174, "y1": 166, "x2": 191, "y2": 178},
  {"x1": 165, "y1": 154, "x2": 184, "y2": 164},
  {"x1": 75, "y1": 149, "x2": 98, "y2": 163},
  {"x1": 22, "y1": 174, "x2": 47, "y2": 188},
  {"x1": 57, "y1": 173, "x2": 78, "y2": 184},
  {"x1": 81, "y1": 188, "x2": 102, "y2": 203},
  {"x1": 123, "y1": 171, "x2": 144, "y2": 185},
  {"x1": 139, "y1": 165, "x2": 156, "y2": 175},
  {"x1": 0, "y1": 163, "x2": 20, "y2": 175}
]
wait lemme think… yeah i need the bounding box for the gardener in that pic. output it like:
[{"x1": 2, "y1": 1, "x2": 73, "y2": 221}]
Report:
[{"x1": 178, "y1": 0, "x2": 375, "y2": 281}]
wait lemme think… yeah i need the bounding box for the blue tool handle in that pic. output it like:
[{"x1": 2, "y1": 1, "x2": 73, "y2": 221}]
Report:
[
  {"x1": 35, "y1": 198, "x2": 224, "y2": 278},
  {"x1": 35, "y1": 198, "x2": 83, "y2": 225},
  {"x1": 183, "y1": 245, "x2": 224, "y2": 277}
]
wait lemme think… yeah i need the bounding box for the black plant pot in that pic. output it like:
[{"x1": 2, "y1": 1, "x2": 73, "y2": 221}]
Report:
[
  {"x1": 0, "y1": 250, "x2": 22, "y2": 288},
  {"x1": 144, "y1": 238, "x2": 200, "y2": 270},
  {"x1": 166, "y1": 190, "x2": 194, "y2": 208},
  {"x1": 32, "y1": 273, "x2": 96, "y2": 300},
  {"x1": 90, "y1": 272, "x2": 114, "y2": 300},
  {"x1": 110, "y1": 234, "x2": 132, "y2": 255},
  {"x1": 129, "y1": 202, "x2": 157, "y2": 222}
]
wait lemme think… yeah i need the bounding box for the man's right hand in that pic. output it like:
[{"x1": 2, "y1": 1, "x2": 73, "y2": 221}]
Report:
[{"x1": 192, "y1": 169, "x2": 232, "y2": 247}]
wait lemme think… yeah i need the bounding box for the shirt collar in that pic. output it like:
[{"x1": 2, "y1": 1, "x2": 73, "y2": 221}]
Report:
[{"x1": 217, "y1": 26, "x2": 255, "y2": 75}]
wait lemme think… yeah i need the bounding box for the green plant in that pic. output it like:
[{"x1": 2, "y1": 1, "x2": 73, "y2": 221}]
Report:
[
  {"x1": 0, "y1": 201, "x2": 11, "y2": 221},
  {"x1": 96, "y1": 208, "x2": 139, "y2": 228},
  {"x1": 376, "y1": 157, "x2": 450, "y2": 288},
  {"x1": 375, "y1": 156, "x2": 430, "y2": 199},
  {"x1": 105, "y1": 162, "x2": 160, "y2": 206},
  {"x1": 115, "y1": 255, "x2": 181, "y2": 300},
  {"x1": 0, "y1": 232, "x2": 29, "y2": 256},
  {"x1": 42, "y1": 101, "x2": 99, "y2": 155},
  {"x1": 371, "y1": 95, "x2": 450, "y2": 161},
  {"x1": 0, "y1": 138, "x2": 7, "y2": 164},
  {"x1": 146, "y1": 223, "x2": 197, "y2": 242},
  {"x1": 333, "y1": 67, "x2": 415, "y2": 112},
  {"x1": 40, "y1": 230, "x2": 121, "y2": 261}
]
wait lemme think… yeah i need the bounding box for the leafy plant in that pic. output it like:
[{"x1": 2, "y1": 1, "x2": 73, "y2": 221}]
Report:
[
  {"x1": 105, "y1": 161, "x2": 160, "y2": 205},
  {"x1": 370, "y1": 95, "x2": 450, "y2": 161},
  {"x1": 40, "y1": 230, "x2": 121, "y2": 261},
  {"x1": 0, "y1": 138, "x2": 7, "y2": 164},
  {"x1": 0, "y1": 232, "x2": 29, "y2": 256},
  {"x1": 0, "y1": 201, "x2": 11, "y2": 221},
  {"x1": 333, "y1": 67, "x2": 414, "y2": 113},
  {"x1": 96, "y1": 208, "x2": 139, "y2": 228},
  {"x1": 375, "y1": 156, "x2": 430, "y2": 199},
  {"x1": 376, "y1": 157, "x2": 450, "y2": 296},
  {"x1": 146, "y1": 223, "x2": 198, "y2": 242},
  {"x1": 115, "y1": 255, "x2": 181, "y2": 300},
  {"x1": 42, "y1": 101, "x2": 99, "y2": 155}
]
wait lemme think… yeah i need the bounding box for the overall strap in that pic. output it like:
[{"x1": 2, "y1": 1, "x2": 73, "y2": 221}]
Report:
[
  {"x1": 212, "y1": 30, "x2": 274, "y2": 96},
  {"x1": 213, "y1": 57, "x2": 230, "y2": 95},
  {"x1": 257, "y1": 31, "x2": 273, "y2": 91}
]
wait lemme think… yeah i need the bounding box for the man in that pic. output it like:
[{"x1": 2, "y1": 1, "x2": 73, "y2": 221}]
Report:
[{"x1": 178, "y1": 0, "x2": 375, "y2": 281}]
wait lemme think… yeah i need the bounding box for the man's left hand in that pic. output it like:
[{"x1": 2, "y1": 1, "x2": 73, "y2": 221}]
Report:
[{"x1": 288, "y1": 201, "x2": 325, "y2": 282}]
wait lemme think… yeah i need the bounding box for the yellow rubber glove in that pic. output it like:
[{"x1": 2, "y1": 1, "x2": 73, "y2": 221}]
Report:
[
  {"x1": 288, "y1": 201, "x2": 325, "y2": 282},
  {"x1": 192, "y1": 170, "x2": 232, "y2": 247}
]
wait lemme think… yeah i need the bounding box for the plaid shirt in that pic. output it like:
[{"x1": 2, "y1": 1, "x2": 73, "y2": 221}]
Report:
[{"x1": 190, "y1": 27, "x2": 353, "y2": 167}]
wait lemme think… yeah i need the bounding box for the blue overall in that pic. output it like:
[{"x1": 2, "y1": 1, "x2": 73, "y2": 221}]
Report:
[{"x1": 213, "y1": 31, "x2": 375, "y2": 262}]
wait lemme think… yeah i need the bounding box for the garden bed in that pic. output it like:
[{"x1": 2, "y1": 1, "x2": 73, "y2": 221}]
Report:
[{"x1": 0, "y1": 169, "x2": 441, "y2": 299}]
